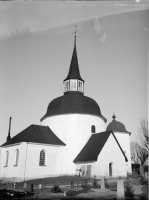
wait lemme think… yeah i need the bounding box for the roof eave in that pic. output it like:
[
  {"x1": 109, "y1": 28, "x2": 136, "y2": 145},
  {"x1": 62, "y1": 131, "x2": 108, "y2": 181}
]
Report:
[
  {"x1": 73, "y1": 159, "x2": 96, "y2": 163},
  {"x1": 111, "y1": 130, "x2": 131, "y2": 135},
  {"x1": 63, "y1": 77, "x2": 85, "y2": 83},
  {"x1": 111, "y1": 131, "x2": 128, "y2": 162}
]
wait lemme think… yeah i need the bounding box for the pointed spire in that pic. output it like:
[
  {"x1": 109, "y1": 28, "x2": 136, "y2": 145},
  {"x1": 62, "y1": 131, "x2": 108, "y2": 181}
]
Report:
[
  {"x1": 112, "y1": 113, "x2": 116, "y2": 120},
  {"x1": 7, "y1": 116, "x2": 12, "y2": 142},
  {"x1": 64, "y1": 25, "x2": 84, "y2": 82}
]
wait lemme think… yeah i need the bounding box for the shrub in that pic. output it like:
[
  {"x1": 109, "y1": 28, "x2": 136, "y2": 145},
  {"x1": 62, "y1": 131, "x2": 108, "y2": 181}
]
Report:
[
  {"x1": 124, "y1": 179, "x2": 134, "y2": 197},
  {"x1": 66, "y1": 190, "x2": 83, "y2": 196},
  {"x1": 92, "y1": 175, "x2": 98, "y2": 187},
  {"x1": 144, "y1": 165, "x2": 148, "y2": 172},
  {"x1": 81, "y1": 180, "x2": 91, "y2": 191}
]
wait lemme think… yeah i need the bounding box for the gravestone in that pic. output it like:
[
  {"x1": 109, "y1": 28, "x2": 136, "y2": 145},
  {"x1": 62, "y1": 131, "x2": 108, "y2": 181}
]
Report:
[
  {"x1": 29, "y1": 183, "x2": 33, "y2": 193},
  {"x1": 39, "y1": 184, "x2": 42, "y2": 190},
  {"x1": 24, "y1": 182, "x2": 27, "y2": 190},
  {"x1": 117, "y1": 177, "x2": 125, "y2": 200},
  {"x1": 71, "y1": 182, "x2": 74, "y2": 190},
  {"x1": 100, "y1": 176, "x2": 105, "y2": 189}
]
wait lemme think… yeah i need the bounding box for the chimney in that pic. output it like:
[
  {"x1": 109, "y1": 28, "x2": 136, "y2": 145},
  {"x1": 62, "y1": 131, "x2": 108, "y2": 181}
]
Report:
[{"x1": 7, "y1": 117, "x2": 12, "y2": 142}]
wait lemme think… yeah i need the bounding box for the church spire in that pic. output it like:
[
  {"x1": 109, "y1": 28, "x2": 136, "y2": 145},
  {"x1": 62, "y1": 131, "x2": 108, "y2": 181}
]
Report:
[{"x1": 64, "y1": 26, "x2": 84, "y2": 94}]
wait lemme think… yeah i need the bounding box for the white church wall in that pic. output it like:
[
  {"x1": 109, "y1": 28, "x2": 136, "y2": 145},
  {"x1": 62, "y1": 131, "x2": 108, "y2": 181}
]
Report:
[
  {"x1": 42, "y1": 114, "x2": 106, "y2": 175},
  {"x1": 95, "y1": 134, "x2": 127, "y2": 177},
  {"x1": 24, "y1": 143, "x2": 64, "y2": 180},
  {"x1": 0, "y1": 147, "x2": 2, "y2": 180},
  {"x1": 0, "y1": 143, "x2": 26, "y2": 182},
  {"x1": 114, "y1": 132, "x2": 132, "y2": 174},
  {"x1": 0, "y1": 142, "x2": 65, "y2": 182},
  {"x1": 75, "y1": 161, "x2": 95, "y2": 177},
  {"x1": 74, "y1": 135, "x2": 127, "y2": 178}
]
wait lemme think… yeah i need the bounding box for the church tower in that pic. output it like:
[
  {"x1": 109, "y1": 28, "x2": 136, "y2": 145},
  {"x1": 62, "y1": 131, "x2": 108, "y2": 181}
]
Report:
[
  {"x1": 63, "y1": 26, "x2": 84, "y2": 94},
  {"x1": 41, "y1": 27, "x2": 106, "y2": 175}
]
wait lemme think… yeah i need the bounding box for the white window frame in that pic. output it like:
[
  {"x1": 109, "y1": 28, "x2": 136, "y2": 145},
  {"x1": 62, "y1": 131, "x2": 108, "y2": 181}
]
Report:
[
  {"x1": 78, "y1": 80, "x2": 83, "y2": 92},
  {"x1": 4, "y1": 151, "x2": 9, "y2": 167},
  {"x1": 39, "y1": 150, "x2": 46, "y2": 166},
  {"x1": 70, "y1": 79, "x2": 77, "y2": 91},
  {"x1": 14, "y1": 149, "x2": 19, "y2": 166},
  {"x1": 64, "y1": 80, "x2": 69, "y2": 92}
]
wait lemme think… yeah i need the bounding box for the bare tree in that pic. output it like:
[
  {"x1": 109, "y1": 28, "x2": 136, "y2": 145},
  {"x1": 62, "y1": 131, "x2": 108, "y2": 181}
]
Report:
[
  {"x1": 130, "y1": 141, "x2": 148, "y2": 166},
  {"x1": 138, "y1": 118, "x2": 148, "y2": 153},
  {"x1": 131, "y1": 118, "x2": 148, "y2": 166},
  {"x1": 130, "y1": 142, "x2": 139, "y2": 164}
]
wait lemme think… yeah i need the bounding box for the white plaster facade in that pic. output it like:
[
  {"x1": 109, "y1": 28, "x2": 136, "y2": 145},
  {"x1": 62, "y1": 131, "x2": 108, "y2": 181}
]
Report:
[
  {"x1": 0, "y1": 142, "x2": 64, "y2": 182},
  {"x1": 114, "y1": 132, "x2": 132, "y2": 174},
  {"x1": 42, "y1": 114, "x2": 106, "y2": 175},
  {"x1": 75, "y1": 134, "x2": 127, "y2": 178}
]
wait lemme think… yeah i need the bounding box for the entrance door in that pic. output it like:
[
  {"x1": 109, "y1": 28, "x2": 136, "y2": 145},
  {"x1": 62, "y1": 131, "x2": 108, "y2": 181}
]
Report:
[
  {"x1": 109, "y1": 163, "x2": 113, "y2": 177},
  {"x1": 86, "y1": 165, "x2": 92, "y2": 177}
]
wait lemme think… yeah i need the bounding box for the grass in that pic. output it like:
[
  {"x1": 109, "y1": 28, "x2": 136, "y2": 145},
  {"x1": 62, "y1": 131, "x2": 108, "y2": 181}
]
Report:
[{"x1": 17, "y1": 175, "x2": 92, "y2": 187}]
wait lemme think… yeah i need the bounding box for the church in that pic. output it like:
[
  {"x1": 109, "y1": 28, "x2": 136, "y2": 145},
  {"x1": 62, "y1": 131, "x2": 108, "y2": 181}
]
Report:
[{"x1": 0, "y1": 29, "x2": 132, "y2": 182}]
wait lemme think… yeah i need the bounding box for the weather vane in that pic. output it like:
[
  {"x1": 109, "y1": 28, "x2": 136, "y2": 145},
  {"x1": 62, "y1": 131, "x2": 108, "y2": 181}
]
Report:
[{"x1": 73, "y1": 25, "x2": 78, "y2": 38}]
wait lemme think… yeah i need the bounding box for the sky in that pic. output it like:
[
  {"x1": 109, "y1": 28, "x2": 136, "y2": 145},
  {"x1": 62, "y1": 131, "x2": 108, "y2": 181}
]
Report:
[{"x1": 0, "y1": 1, "x2": 148, "y2": 145}]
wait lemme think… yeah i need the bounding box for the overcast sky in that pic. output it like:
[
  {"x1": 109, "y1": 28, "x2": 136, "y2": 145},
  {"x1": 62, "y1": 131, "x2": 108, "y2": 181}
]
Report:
[{"x1": 0, "y1": 1, "x2": 148, "y2": 145}]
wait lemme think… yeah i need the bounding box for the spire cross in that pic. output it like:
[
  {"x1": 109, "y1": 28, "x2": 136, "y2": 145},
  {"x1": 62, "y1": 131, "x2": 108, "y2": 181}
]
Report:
[{"x1": 73, "y1": 25, "x2": 78, "y2": 38}]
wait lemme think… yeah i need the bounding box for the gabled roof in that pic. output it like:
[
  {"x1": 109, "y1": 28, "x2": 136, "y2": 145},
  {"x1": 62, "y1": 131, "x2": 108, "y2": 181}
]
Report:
[
  {"x1": 64, "y1": 37, "x2": 84, "y2": 82},
  {"x1": 1, "y1": 125, "x2": 66, "y2": 147},
  {"x1": 73, "y1": 130, "x2": 128, "y2": 163}
]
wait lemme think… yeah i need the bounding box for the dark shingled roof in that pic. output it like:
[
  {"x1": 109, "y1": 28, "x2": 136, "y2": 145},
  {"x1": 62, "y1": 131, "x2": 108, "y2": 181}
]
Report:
[
  {"x1": 64, "y1": 40, "x2": 84, "y2": 82},
  {"x1": 107, "y1": 116, "x2": 131, "y2": 135},
  {"x1": 1, "y1": 125, "x2": 66, "y2": 147},
  {"x1": 73, "y1": 130, "x2": 128, "y2": 163},
  {"x1": 41, "y1": 92, "x2": 107, "y2": 122}
]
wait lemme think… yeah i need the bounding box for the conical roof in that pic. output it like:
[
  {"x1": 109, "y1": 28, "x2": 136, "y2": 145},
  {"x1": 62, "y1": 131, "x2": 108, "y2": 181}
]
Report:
[
  {"x1": 64, "y1": 37, "x2": 84, "y2": 82},
  {"x1": 106, "y1": 114, "x2": 131, "y2": 135}
]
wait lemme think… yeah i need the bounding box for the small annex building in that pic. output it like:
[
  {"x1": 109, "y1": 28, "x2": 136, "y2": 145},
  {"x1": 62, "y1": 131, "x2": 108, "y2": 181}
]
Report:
[
  {"x1": 0, "y1": 125, "x2": 66, "y2": 182},
  {"x1": 106, "y1": 114, "x2": 132, "y2": 175},
  {"x1": 0, "y1": 30, "x2": 132, "y2": 182},
  {"x1": 74, "y1": 130, "x2": 128, "y2": 178}
]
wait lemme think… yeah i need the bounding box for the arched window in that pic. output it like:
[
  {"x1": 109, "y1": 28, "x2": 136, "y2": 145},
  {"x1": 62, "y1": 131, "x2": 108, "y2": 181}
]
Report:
[
  {"x1": 39, "y1": 150, "x2": 46, "y2": 166},
  {"x1": 109, "y1": 162, "x2": 114, "y2": 177},
  {"x1": 91, "y1": 125, "x2": 96, "y2": 133},
  {"x1": 4, "y1": 151, "x2": 9, "y2": 167},
  {"x1": 14, "y1": 149, "x2": 19, "y2": 166}
]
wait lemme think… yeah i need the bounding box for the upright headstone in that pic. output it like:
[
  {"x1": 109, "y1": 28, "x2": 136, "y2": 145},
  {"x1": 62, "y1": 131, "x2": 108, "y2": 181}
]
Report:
[
  {"x1": 117, "y1": 177, "x2": 125, "y2": 200},
  {"x1": 71, "y1": 181, "x2": 74, "y2": 190},
  {"x1": 39, "y1": 184, "x2": 42, "y2": 190},
  {"x1": 30, "y1": 183, "x2": 33, "y2": 193},
  {"x1": 100, "y1": 176, "x2": 105, "y2": 189},
  {"x1": 24, "y1": 182, "x2": 27, "y2": 190}
]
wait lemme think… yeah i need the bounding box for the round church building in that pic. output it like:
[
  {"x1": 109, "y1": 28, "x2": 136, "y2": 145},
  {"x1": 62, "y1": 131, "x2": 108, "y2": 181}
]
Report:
[{"x1": 41, "y1": 35, "x2": 107, "y2": 175}]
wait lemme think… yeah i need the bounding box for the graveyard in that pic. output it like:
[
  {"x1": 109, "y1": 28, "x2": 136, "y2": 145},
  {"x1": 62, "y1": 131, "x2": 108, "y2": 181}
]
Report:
[{"x1": 0, "y1": 174, "x2": 148, "y2": 200}]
